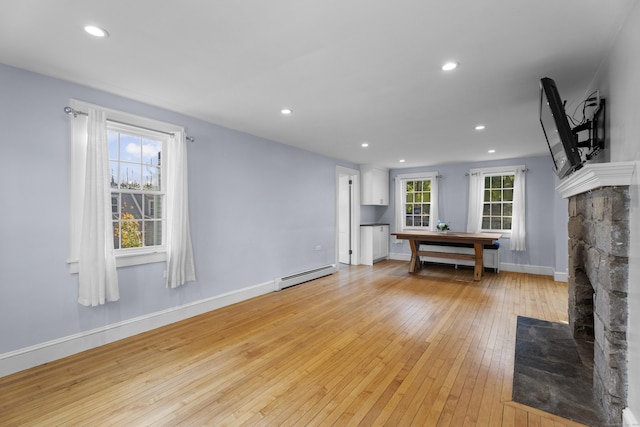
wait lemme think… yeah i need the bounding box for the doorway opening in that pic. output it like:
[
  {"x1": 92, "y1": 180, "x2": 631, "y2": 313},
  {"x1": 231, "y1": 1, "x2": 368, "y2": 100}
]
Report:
[{"x1": 336, "y1": 167, "x2": 360, "y2": 267}]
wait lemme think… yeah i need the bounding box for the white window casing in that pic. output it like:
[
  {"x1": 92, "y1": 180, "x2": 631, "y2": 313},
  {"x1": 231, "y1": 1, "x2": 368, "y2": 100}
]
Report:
[
  {"x1": 393, "y1": 171, "x2": 439, "y2": 243},
  {"x1": 467, "y1": 165, "x2": 526, "y2": 251}
]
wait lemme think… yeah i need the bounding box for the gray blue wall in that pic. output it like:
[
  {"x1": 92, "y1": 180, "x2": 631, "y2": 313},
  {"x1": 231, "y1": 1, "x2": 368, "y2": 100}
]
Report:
[
  {"x1": 370, "y1": 157, "x2": 568, "y2": 273},
  {"x1": 0, "y1": 63, "x2": 353, "y2": 354}
]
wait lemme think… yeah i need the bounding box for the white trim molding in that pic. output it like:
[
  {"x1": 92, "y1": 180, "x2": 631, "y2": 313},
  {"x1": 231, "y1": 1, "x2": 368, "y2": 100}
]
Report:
[
  {"x1": 623, "y1": 408, "x2": 639, "y2": 427},
  {"x1": 0, "y1": 280, "x2": 275, "y2": 378},
  {"x1": 389, "y1": 252, "x2": 412, "y2": 262},
  {"x1": 68, "y1": 250, "x2": 167, "y2": 273},
  {"x1": 553, "y1": 270, "x2": 568, "y2": 283},
  {"x1": 556, "y1": 161, "x2": 637, "y2": 198},
  {"x1": 500, "y1": 262, "x2": 556, "y2": 280}
]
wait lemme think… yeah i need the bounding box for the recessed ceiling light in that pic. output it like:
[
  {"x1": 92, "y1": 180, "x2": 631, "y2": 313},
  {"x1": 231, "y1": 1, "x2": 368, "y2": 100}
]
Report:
[
  {"x1": 399, "y1": 159, "x2": 406, "y2": 163},
  {"x1": 488, "y1": 149, "x2": 496, "y2": 154},
  {"x1": 475, "y1": 125, "x2": 486, "y2": 131},
  {"x1": 442, "y1": 61, "x2": 458, "y2": 71},
  {"x1": 361, "y1": 142, "x2": 369, "y2": 148},
  {"x1": 84, "y1": 25, "x2": 109, "y2": 38},
  {"x1": 280, "y1": 108, "x2": 293, "y2": 115}
]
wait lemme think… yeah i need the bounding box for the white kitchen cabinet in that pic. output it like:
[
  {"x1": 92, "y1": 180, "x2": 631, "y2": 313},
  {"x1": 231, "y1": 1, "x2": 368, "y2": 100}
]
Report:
[
  {"x1": 360, "y1": 224, "x2": 389, "y2": 265},
  {"x1": 360, "y1": 165, "x2": 389, "y2": 205}
]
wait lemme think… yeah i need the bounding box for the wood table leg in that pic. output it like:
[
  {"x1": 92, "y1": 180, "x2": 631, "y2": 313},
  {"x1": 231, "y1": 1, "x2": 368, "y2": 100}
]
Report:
[
  {"x1": 409, "y1": 239, "x2": 421, "y2": 273},
  {"x1": 473, "y1": 243, "x2": 483, "y2": 280}
]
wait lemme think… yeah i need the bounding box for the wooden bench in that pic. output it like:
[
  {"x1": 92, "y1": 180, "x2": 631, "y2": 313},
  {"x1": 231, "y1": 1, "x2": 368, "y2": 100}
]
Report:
[{"x1": 418, "y1": 241, "x2": 500, "y2": 272}]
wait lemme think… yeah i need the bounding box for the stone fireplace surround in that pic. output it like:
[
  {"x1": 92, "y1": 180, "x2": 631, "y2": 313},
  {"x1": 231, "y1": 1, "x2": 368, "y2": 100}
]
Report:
[{"x1": 557, "y1": 162, "x2": 636, "y2": 425}]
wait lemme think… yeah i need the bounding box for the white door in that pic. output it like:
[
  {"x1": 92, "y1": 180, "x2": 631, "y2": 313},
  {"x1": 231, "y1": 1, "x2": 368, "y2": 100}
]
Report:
[{"x1": 338, "y1": 174, "x2": 351, "y2": 264}]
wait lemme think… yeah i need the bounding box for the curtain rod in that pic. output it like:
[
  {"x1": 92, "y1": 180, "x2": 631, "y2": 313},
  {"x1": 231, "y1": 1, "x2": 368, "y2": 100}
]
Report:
[
  {"x1": 465, "y1": 169, "x2": 528, "y2": 176},
  {"x1": 63, "y1": 106, "x2": 195, "y2": 142}
]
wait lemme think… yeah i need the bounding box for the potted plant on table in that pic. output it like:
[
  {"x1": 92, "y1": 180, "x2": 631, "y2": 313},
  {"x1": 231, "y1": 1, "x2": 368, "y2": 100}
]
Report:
[{"x1": 436, "y1": 220, "x2": 450, "y2": 232}]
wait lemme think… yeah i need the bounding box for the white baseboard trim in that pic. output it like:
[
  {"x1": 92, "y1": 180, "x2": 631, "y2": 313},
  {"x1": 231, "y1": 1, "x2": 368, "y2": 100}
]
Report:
[
  {"x1": 389, "y1": 252, "x2": 411, "y2": 262},
  {"x1": 554, "y1": 270, "x2": 568, "y2": 282},
  {"x1": 500, "y1": 263, "x2": 555, "y2": 277},
  {"x1": 389, "y1": 253, "x2": 559, "y2": 278},
  {"x1": 0, "y1": 280, "x2": 275, "y2": 378},
  {"x1": 623, "y1": 408, "x2": 639, "y2": 427}
]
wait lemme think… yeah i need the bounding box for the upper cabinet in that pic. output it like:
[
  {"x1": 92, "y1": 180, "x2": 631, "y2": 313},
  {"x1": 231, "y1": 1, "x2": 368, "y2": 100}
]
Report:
[{"x1": 360, "y1": 165, "x2": 389, "y2": 205}]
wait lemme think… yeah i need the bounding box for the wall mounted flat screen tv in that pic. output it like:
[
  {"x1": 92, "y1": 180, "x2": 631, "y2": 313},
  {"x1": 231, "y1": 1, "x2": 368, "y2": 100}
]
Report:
[{"x1": 539, "y1": 77, "x2": 583, "y2": 179}]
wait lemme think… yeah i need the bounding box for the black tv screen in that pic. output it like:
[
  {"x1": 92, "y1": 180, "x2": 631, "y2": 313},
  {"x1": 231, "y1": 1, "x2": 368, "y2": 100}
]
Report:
[{"x1": 539, "y1": 77, "x2": 582, "y2": 178}]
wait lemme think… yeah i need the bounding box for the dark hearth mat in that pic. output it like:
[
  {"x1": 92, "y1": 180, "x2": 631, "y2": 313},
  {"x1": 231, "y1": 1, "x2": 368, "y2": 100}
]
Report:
[{"x1": 512, "y1": 316, "x2": 605, "y2": 426}]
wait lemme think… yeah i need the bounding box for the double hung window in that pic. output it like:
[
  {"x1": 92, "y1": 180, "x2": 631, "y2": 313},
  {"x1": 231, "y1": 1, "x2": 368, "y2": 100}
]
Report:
[
  {"x1": 404, "y1": 178, "x2": 433, "y2": 228},
  {"x1": 467, "y1": 165, "x2": 526, "y2": 251},
  {"x1": 395, "y1": 172, "x2": 439, "y2": 233},
  {"x1": 108, "y1": 124, "x2": 166, "y2": 251},
  {"x1": 482, "y1": 173, "x2": 514, "y2": 232}
]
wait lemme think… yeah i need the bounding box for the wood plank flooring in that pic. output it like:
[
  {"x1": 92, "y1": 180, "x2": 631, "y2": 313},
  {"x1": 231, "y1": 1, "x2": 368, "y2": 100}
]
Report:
[{"x1": 0, "y1": 261, "x2": 587, "y2": 426}]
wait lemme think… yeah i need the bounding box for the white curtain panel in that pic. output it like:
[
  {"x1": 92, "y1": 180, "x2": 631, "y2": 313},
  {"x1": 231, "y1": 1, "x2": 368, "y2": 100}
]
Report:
[
  {"x1": 429, "y1": 177, "x2": 439, "y2": 231},
  {"x1": 68, "y1": 109, "x2": 88, "y2": 263},
  {"x1": 77, "y1": 108, "x2": 119, "y2": 306},
  {"x1": 466, "y1": 173, "x2": 482, "y2": 233},
  {"x1": 510, "y1": 168, "x2": 526, "y2": 251},
  {"x1": 393, "y1": 177, "x2": 403, "y2": 244},
  {"x1": 165, "y1": 130, "x2": 196, "y2": 288}
]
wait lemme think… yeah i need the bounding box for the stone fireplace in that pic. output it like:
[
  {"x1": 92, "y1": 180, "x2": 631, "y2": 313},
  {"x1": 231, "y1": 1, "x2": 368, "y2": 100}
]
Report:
[{"x1": 558, "y1": 162, "x2": 636, "y2": 425}]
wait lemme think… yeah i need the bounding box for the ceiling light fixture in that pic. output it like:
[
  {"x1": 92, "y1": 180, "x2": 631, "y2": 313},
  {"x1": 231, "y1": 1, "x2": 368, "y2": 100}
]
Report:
[
  {"x1": 399, "y1": 159, "x2": 406, "y2": 163},
  {"x1": 442, "y1": 61, "x2": 458, "y2": 71},
  {"x1": 361, "y1": 142, "x2": 369, "y2": 148},
  {"x1": 475, "y1": 125, "x2": 486, "y2": 131},
  {"x1": 280, "y1": 108, "x2": 293, "y2": 115},
  {"x1": 488, "y1": 149, "x2": 496, "y2": 154},
  {"x1": 84, "y1": 25, "x2": 109, "y2": 38}
]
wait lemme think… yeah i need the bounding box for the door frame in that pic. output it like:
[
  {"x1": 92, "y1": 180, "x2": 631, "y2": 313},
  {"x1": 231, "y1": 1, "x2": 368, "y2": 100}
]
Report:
[{"x1": 335, "y1": 166, "x2": 360, "y2": 266}]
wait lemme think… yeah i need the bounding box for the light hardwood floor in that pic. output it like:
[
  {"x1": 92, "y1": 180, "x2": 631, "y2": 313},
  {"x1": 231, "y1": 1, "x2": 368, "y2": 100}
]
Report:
[{"x1": 0, "y1": 261, "x2": 587, "y2": 426}]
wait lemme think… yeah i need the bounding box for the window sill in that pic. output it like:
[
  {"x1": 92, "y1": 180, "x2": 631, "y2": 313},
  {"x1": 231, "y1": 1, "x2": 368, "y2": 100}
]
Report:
[
  {"x1": 68, "y1": 250, "x2": 166, "y2": 274},
  {"x1": 481, "y1": 230, "x2": 511, "y2": 238}
]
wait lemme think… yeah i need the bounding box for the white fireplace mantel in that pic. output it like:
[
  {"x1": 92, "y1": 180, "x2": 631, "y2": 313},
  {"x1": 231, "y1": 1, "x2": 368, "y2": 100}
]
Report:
[{"x1": 556, "y1": 161, "x2": 638, "y2": 199}]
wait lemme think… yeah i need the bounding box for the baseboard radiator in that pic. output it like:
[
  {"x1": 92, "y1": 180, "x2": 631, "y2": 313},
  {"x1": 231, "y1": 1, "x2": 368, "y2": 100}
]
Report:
[{"x1": 276, "y1": 265, "x2": 335, "y2": 291}]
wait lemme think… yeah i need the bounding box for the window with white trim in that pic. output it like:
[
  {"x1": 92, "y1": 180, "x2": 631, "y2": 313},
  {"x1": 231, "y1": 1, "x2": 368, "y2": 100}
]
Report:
[
  {"x1": 467, "y1": 165, "x2": 526, "y2": 250},
  {"x1": 395, "y1": 172, "x2": 439, "y2": 232},
  {"x1": 482, "y1": 173, "x2": 514, "y2": 232},
  {"x1": 108, "y1": 123, "x2": 166, "y2": 250},
  {"x1": 68, "y1": 100, "x2": 187, "y2": 271}
]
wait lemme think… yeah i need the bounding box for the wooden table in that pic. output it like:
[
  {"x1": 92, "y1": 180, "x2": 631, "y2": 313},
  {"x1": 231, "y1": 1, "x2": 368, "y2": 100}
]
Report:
[{"x1": 391, "y1": 231, "x2": 502, "y2": 280}]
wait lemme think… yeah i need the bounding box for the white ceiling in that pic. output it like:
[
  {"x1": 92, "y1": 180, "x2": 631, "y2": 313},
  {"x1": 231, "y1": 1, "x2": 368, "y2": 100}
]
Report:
[{"x1": 1, "y1": 0, "x2": 636, "y2": 169}]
